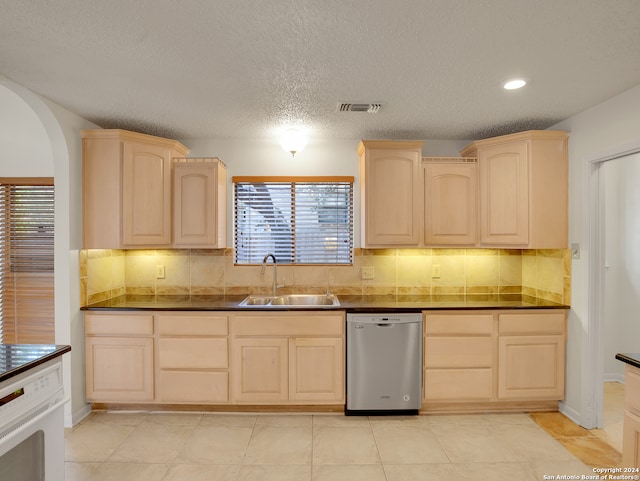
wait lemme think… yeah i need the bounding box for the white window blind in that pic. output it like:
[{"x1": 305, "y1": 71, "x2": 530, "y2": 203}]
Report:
[
  {"x1": 0, "y1": 181, "x2": 55, "y2": 344},
  {"x1": 234, "y1": 177, "x2": 354, "y2": 265}
]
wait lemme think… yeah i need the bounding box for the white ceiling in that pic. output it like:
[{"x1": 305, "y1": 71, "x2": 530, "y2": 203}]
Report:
[{"x1": 1, "y1": 0, "x2": 639, "y2": 141}]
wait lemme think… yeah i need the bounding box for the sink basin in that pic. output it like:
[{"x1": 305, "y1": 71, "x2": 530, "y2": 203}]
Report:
[
  {"x1": 240, "y1": 296, "x2": 274, "y2": 306},
  {"x1": 270, "y1": 294, "x2": 339, "y2": 306},
  {"x1": 238, "y1": 294, "x2": 340, "y2": 308}
]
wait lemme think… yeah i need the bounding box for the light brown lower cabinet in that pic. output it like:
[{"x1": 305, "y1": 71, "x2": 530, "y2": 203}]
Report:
[
  {"x1": 85, "y1": 314, "x2": 154, "y2": 402},
  {"x1": 423, "y1": 309, "x2": 567, "y2": 412},
  {"x1": 231, "y1": 312, "x2": 345, "y2": 405},
  {"x1": 623, "y1": 411, "x2": 640, "y2": 468},
  {"x1": 497, "y1": 312, "x2": 566, "y2": 400},
  {"x1": 85, "y1": 310, "x2": 344, "y2": 406},
  {"x1": 157, "y1": 313, "x2": 229, "y2": 403},
  {"x1": 424, "y1": 312, "x2": 494, "y2": 403},
  {"x1": 623, "y1": 365, "x2": 640, "y2": 467}
]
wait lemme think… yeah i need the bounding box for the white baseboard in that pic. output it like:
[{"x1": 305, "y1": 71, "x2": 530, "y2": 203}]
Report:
[
  {"x1": 69, "y1": 402, "x2": 92, "y2": 427},
  {"x1": 559, "y1": 401, "x2": 583, "y2": 427},
  {"x1": 603, "y1": 373, "x2": 625, "y2": 384}
]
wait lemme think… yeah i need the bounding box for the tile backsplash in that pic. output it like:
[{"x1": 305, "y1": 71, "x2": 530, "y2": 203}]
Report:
[{"x1": 80, "y1": 248, "x2": 571, "y2": 306}]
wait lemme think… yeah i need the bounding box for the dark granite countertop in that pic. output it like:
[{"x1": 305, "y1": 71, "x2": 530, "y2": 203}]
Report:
[
  {"x1": 0, "y1": 344, "x2": 71, "y2": 383},
  {"x1": 82, "y1": 294, "x2": 569, "y2": 312},
  {"x1": 616, "y1": 353, "x2": 640, "y2": 369}
]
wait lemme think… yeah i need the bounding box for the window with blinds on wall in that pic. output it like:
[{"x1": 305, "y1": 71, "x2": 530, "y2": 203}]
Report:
[
  {"x1": 0, "y1": 181, "x2": 55, "y2": 344},
  {"x1": 234, "y1": 177, "x2": 354, "y2": 265}
]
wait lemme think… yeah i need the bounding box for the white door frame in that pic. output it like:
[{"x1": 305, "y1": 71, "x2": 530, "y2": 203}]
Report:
[{"x1": 585, "y1": 141, "x2": 640, "y2": 429}]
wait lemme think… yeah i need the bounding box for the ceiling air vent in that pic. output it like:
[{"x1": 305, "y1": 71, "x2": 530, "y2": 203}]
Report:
[{"x1": 337, "y1": 103, "x2": 382, "y2": 113}]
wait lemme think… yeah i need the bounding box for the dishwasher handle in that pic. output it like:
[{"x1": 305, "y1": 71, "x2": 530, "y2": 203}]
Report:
[{"x1": 376, "y1": 323, "x2": 394, "y2": 327}]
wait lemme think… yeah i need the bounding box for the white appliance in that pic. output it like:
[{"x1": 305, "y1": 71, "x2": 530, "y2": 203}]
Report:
[
  {"x1": 0, "y1": 358, "x2": 66, "y2": 481},
  {"x1": 346, "y1": 313, "x2": 422, "y2": 414}
]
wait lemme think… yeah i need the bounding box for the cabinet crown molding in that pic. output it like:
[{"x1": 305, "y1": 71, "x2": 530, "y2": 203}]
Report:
[
  {"x1": 459, "y1": 130, "x2": 568, "y2": 157},
  {"x1": 81, "y1": 129, "x2": 190, "y2": 156},
  {"x1": 358, "y1": 140, "x2": 423, "y2": 156}
]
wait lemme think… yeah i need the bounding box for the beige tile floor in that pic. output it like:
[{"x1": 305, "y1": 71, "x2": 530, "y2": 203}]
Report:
[{"x1": 65, "y1": 411, "x2": 598, "y2": 481}]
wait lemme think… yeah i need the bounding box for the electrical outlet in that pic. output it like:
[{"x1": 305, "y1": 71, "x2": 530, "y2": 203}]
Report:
[
  {"x1": 432, "y1": 264, "x2": 441, "y2": 278},
  {"x1": 361, "y1": 267, "x2": 375, "y2": 280},
  {"x1": 155, "y1": 265, "x2": 165, "y2": 279}
]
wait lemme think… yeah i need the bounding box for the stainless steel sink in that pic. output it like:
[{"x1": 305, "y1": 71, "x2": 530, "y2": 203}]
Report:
[
  {"x1": 238, "y1": 293, "x2": 340, "y2": 308},
  {"x1": 271, "y1": 294, "x2": 339, "y2": 306},
  {"x1": 239, "y1": 296, "x2": 274, "y2": 306}
]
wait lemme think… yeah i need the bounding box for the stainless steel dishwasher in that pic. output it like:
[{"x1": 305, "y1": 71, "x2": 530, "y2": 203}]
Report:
[{"x1": 346, "y1": 313, "x2": 422, "y2": 415}]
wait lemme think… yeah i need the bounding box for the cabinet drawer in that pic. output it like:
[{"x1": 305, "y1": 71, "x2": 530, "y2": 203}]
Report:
[
  {"x1": 424, "y1": 314, "x2": 494, "y2": 335},
  {"x1": 233, "y1": 313, "x2": 344, "y2": 337},
  {"x1": 85, "y1": 314, "x2": 154, "y2": 336},
  {"x1": 158, "y1": 314, "x2": 228, "y2": 336},
  {"x1": 626, "y1": 366, "x2": 640, "y2": 415},
  {"x1": 499, "y1": 312, "x2": 566, "y2": 334},
  {"x1": 425, "y1": 337, "x2": 493, "y2": 368},
  {"x1": 424, "y1": 368, "x2": 493, "y2": 401},
  {"x1": 158, "y1": 371, "x2": 228, "y2": 403},
  {"x1": 159, "y1": 338, "x2": 228, "y2": 369}
]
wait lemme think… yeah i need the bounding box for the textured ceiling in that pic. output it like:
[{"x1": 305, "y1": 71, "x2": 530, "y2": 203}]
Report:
[{"x1": 1, "y1": 0, "x2": 640, "y2": 141}]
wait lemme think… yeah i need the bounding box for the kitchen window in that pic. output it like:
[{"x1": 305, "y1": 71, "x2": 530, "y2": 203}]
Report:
[
  {"x1": 0, "y1": 180, "x2": 55, "y2": 344},
  {"x1": 234, "y1": 176, "x2": 354, "y2": 265}
]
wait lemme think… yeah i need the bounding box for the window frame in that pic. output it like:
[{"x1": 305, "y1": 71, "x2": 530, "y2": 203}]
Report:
[{"x1": 233, "y1": 176, "x2": 354, "y2": 266}]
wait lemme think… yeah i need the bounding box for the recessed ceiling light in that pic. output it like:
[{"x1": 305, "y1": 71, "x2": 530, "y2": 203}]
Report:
[{"x1": 502, "y1": 78, "x2": 528, "y2": 90}]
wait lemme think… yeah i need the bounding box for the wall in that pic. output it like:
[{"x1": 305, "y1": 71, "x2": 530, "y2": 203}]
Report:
[
  {"x1": 0, "y1": 85, "x2": 54, "y2": 176},
  {"x1": 0, "y1": 78, "x2": 99, "y2": 427},
  {"x1": 552, "y1": 83, "x2": 640, "y2": 426},
  {"x1": 603, "y1": 153, "x2": 640, "y2": 380}
]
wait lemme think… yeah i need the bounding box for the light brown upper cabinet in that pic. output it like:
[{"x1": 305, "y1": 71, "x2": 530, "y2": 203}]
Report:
[
  {"x1": 460, "y1": 130, "x2": 569, "y2": 248},
  {"x1": 172, "y1": 159, "x2": 227, "y2": 248},
  {"x1": 358, "y1": 140, "x2": 423, "y2": 247},
  {"x1": 82, "y1": 129, "x2": 190, "y2": 248},
  {"x1": 422, "y1": 160, "x2": 478, "y2": 246}
]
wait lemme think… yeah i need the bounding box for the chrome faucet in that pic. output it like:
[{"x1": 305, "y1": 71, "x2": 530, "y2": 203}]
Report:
[{"x1": 262, "y1": 253, "x2": 277, "y2": 297}]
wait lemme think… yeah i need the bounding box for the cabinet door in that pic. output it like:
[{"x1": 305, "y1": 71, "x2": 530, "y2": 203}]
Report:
[
  {"x1": 360, "y1": 143, "x2": 422, "y2": 246},
  {"x1": 289, "y1": 338, "x2": 344, "y2": 403},
  {"x1": 232, "y1": 338, "x2": 288, "y2": 402},
  {"x1": 122, "y1": 140, "x2": 172, "y2": 245},
  {"x1": 478, "y1": 140, "x2": 529, "y2": 245},
  {"x1": 498, "y1": 335, "x2": 564, "y2": 400},
  {"x1": 82, "y1": 137, "x2": 122, "y2": 248},
  {"x1": 86, "y1": 336, "x2": 154, "y2": 401},
  {"x1": 423, "y1": 163, "x2": 477, "y2": 245},
  {"x1": 624, "y1": 411, "x2": 640, "y2": 468},
  {"x1": 173, "y1": 162, "x2": 226, "y2": 247}
]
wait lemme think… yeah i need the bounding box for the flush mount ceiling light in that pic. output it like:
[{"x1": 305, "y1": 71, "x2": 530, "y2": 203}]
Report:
[
  {"x1": 280, "y1": 128, "x2": 308, "y2": 157},
  {"x1": 502, "y1": 78, "x2": 528, "y2": 90}
]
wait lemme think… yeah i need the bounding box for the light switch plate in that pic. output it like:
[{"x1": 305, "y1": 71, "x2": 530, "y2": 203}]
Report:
[{"x1": 571, "y1": 243, "x2": 580, "y2": 259}]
